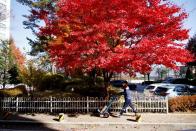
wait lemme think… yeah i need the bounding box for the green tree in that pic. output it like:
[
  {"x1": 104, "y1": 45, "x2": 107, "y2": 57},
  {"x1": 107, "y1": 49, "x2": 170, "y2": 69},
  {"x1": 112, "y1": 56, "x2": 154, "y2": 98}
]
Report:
[
  {"x1": 0, "y1": 40, "x2": 12, "y2": 87},
  {"x1": 17, "y1": 0, "x2": 60, "y2": 74},
  {"x1": 8, "y1": 65, "x2": 21, "y2": 84},
  {"x1": 0, "y1": 39, "x2": 24, "y2": 87},
  {"x1": 186, "y1": 34, "x2": 196, "y2": 79},
  {"x1": 17, "y1": 0, "x2": 57, "y2": 55},
  {"x1": 156, "y1": 66, "x2": 169, "y2": 80},
  {"x1": 21, "y1": 59, "x2": 47, "y2": 91},
  {"x1": 187, "y1": 34, "x2": 196, "y2": 57}
]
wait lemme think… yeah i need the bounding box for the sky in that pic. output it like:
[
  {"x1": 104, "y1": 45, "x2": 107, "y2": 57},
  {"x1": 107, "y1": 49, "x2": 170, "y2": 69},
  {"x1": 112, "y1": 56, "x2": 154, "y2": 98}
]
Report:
[{"x1": 10, "y1": 0, "x2": 196, "y2": 54}]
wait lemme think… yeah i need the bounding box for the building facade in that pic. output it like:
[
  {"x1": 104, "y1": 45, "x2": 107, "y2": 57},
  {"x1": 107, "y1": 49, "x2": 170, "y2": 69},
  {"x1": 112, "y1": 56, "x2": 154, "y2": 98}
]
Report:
[{"x1": 0, "y1": 0, "x2": 10, "y2": 41}]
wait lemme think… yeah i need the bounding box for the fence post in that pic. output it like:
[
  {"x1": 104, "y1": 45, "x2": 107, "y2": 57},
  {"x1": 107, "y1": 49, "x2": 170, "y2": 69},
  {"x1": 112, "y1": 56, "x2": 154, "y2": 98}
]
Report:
[
  {"x1": 166, "y1": 96, "x2": 169, "y2": 114},
  {"x1": 50, "y1": 96, "x2": 53, "y2": 113},
  {"x1": 86, "y1": 96, "x2": 89, "y2": 113},
  {"x1": 16, "y1": 97, "x2": 18, "y2": 112}
]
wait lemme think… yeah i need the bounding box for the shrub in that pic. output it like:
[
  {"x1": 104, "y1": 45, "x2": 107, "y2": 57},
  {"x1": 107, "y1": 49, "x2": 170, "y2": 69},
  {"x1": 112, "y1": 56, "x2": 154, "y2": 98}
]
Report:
[
  {"x1": 74, "y1": 86, "x2": 104, "y2": 97},
  {"x1": 0, "y1": 85, "x2": 28, "y2": 97},
  {"x1": 30, "y1": 90, "x2": 82, "y2": 97},
  {"x1": 39, "y1": 73, "x2": 65, "y2": 91},
  {"x1": 62, "y1": 76, "x2": 105, "y2": 97},
  {"x1": 169, "y1": 95, "x2": 196, "y2": 112},
  {"x1": 20, "y1": 67, "x2": 46, "y2": 91}
]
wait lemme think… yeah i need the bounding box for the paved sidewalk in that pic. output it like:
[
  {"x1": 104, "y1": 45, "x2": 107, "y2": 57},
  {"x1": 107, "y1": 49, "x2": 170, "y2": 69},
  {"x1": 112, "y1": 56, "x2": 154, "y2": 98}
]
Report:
[{"x1": 0, "y1": 113, "x2": 196, "y2": 131}]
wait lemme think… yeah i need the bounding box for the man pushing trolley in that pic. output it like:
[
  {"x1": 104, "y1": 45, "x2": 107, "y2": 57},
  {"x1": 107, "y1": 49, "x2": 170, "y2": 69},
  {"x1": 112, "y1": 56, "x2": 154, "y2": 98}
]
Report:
[
  {"x1": 98, "y1": 80, "x2": 141, "y2": 122},
  {"x1": 117, "y1": 81, "x2": 141, "y2": 121}
]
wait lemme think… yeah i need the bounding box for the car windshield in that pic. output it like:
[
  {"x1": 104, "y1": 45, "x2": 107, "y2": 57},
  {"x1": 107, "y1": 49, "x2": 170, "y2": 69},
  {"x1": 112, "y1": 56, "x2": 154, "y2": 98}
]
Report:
[
  {"x1": 162, "y1": 79, "x2": 174, "y2": 83},
  {"x1": 146, "y1": 86, "x2": 155, "y2": 90},
  {"x1": 174, "y1": 85, "x2": 187, "y2": 92},
  {"x1": 155, "y1": 87, "x2": 169, "y2": 93}
]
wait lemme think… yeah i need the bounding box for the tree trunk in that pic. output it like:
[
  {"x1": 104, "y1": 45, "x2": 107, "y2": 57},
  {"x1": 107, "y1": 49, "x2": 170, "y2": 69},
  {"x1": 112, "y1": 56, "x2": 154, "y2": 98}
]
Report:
[
  {"x1": 89, "y1": 68, "x2": 97, "y2": 87},
  {"x1": 102, "y1": 70, "x2": 113, "y2": 98},
  {"x1": 3, "y1": 69, "x2": 6, "y2": 89},
  {"x1": 147, "y1": 73, "x2": 150, "y2": 81},
  {"x1": 186, "y1": 67, "x2": 192, "y2": 80}
]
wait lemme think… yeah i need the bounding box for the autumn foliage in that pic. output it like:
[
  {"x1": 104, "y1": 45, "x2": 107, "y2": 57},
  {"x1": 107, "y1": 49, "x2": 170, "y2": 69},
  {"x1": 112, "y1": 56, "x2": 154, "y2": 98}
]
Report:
[
  {"x1": 37, "y1": 0, "x2": 192, "y2": 81},
  {"x1": 10, "y1": 42, "x2": 25, "y2": 72}
]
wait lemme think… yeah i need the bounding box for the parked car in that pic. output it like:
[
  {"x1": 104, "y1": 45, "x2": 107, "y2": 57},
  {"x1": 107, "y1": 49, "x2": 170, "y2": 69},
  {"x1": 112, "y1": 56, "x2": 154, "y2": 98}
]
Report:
[
  {"x1": 154, "y1": 84, "x2": 190, "y2": 97},
  {"x1": 141, "y1": 81, "x2": 155, "y2": 86},
  {"x1": 144, "y1": 83, "x2": 172, "y2": 94},
  {"x1": 162, "y1": 77, "x2": 174, "y2": 83},
  {"x1": 162, "y1": 78, "x2": 191, "y2": 85},
  {"x1": 110, "y1": 80, "x2": 125, "y2": 87},
  {"x1": 190, "y1": 79, "x2": 196, "y2": 86},
  {"x1": 110, "y1": 80, "x2": 137, "y2": 90},
  {"x1": 188, "y1": 85, "x2": 196, "y2": 95}
]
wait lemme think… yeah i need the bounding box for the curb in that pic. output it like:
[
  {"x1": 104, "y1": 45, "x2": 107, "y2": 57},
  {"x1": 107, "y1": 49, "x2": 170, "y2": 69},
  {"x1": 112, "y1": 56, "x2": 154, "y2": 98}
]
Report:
[
  {"x1": 0, "y1": 120, "x2": 196, "y2": 125},
  {"x1": 1, "y1": 120, "x2": 196, "y2": 131}
]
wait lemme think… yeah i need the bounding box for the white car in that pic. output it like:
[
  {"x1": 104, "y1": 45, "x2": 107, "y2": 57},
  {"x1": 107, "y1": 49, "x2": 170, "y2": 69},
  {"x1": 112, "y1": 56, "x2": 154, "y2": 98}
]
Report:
[
  {"x1": 154, "y1": 84, "x2": 190, "y2": 98},
  {"x1": 144, "y1": 83, "x2": 171, "y2": 94}
]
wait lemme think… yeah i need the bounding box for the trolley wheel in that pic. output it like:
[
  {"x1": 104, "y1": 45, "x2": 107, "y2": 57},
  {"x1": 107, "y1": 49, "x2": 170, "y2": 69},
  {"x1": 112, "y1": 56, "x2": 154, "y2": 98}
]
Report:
[{"x1": 103, "y1": 112, "x2": 110, "y2": 118}]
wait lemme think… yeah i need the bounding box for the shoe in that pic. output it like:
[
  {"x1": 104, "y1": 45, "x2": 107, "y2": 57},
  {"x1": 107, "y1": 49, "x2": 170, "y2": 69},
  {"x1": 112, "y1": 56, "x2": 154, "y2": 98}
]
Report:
[{"x1": 135, "y1": 115, "x2": 141, "y2": 122}]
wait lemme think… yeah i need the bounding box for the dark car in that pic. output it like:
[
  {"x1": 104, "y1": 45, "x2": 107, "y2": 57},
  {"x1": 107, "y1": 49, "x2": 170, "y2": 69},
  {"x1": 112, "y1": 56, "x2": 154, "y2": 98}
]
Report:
[
  {"x1": 141, "y1": 81, "x2": 155, "y2": 86},
  {"x1": 188, "y1": 85, "x2": 196, "y2": 95},
  {"x1": 110, "y1": 80, "x2": 125, "y2": 87},
  {"x1": 190, "y1": 79, "x2": 196, "y2": 86},
  {"x1": 163, "y1": 78, "x2": 191, "y2": 85},
  {"x1": 110, "y1": 80, "x2": 137, "y2": 90}
]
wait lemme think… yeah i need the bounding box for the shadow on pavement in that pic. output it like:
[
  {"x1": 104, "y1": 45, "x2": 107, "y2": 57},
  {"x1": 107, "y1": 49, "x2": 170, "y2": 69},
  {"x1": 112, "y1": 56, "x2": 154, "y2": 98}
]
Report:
[
  {"x1": 0, "y1": 96, "x2": 59, "y2": 131},
  {"x1": 127, "y1": 118, "x2": 137, "y2": 122},
  {"x1": 0, "y1": 112, "x2": 59, "y2": 131}
]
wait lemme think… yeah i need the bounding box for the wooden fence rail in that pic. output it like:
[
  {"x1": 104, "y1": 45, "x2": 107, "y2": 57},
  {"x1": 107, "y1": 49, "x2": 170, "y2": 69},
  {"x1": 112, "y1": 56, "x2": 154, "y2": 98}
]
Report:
[{"x1": 0, "y1": 94, "x2": 168, "y2": 113}]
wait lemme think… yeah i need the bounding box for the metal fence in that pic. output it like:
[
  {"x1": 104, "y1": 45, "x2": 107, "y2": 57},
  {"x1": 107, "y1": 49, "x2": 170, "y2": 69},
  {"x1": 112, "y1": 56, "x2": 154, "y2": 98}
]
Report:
[{"x1": 0, "y1": 93, "x2": 168, "y2": 113}]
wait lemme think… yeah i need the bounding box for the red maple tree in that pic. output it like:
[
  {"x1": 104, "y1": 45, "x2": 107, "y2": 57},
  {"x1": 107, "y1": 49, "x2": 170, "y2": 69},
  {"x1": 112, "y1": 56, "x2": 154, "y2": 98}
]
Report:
[{"x1": 38, "y1": 0, "x2": 192, "y2": 95}]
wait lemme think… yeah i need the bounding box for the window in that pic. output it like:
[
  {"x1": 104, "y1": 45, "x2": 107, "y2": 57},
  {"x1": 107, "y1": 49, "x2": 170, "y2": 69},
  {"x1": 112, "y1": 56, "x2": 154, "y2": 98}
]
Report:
[
  {"x1": 174, "y1": 86, "x2": 186, "y2": 92},
  {"x1": 146, "y1": 86, "x2": 155, "y2": 90}
]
